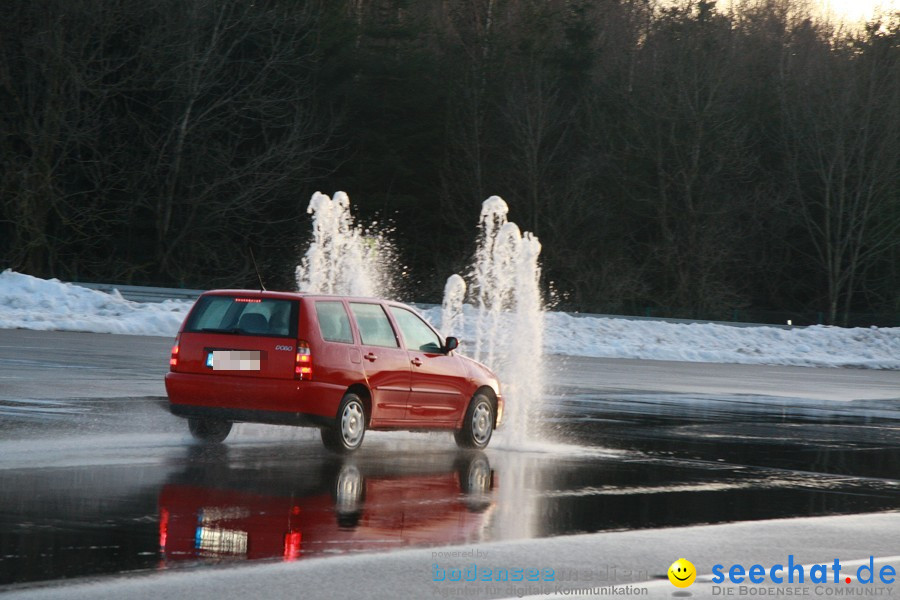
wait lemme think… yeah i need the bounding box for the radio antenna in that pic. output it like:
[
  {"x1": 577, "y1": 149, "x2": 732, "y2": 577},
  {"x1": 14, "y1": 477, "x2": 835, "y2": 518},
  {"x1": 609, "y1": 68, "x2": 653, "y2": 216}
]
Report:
[{"x1": 249, "y1": 247, "x2": 266, "y2": 291}]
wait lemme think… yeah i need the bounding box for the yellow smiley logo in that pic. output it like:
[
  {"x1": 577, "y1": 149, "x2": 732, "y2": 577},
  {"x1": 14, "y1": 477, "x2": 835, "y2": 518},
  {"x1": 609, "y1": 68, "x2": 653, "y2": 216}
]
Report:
[{"x1": 668, "y1": 558, "x2": 697, "y2": 588}]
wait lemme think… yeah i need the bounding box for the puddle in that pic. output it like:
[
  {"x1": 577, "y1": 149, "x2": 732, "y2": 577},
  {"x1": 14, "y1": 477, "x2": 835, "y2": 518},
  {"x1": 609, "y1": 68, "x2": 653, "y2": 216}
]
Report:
[{"x1": 1, "y1": 392, "x2": 899, "y2": 586}]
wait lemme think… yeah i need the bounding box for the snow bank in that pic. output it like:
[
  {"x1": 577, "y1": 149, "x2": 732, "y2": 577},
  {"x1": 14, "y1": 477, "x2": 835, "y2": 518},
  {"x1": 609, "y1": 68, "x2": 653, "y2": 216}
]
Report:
[
  {"x1": 541, "y1": 311, "x2": 900, "y2": 369},
  {"x1": 421, "y1": 306, "x2": 900, "y2": 370},
  {"x1": 2, "y1": 270, "x2": 899, "y2": 369},
  {"x1": 0, "y1": 270, "x2": 190, "y2": 337}
]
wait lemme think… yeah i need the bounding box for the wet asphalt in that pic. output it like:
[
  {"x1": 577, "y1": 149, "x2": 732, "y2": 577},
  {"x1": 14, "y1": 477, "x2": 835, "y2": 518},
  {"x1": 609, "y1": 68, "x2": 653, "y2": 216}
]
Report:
[{"x1": 0, "y1": 329, "x2": 898, "y2": 588}]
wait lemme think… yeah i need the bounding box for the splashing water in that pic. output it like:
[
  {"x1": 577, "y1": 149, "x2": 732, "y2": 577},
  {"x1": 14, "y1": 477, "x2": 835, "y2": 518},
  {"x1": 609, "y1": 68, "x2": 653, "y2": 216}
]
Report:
[
  {"x1": 441, "y1": 274, "x2": 466, "y2": 339},
  {"x1": 449, "y1": 196, "x2": 545, "y2": 444},
  {"x1": 295, "y1": 191, "x2": 395, "y2": 297},
  {"x1": 295, "y1": 191, "x2": 544, "y2": 444}
]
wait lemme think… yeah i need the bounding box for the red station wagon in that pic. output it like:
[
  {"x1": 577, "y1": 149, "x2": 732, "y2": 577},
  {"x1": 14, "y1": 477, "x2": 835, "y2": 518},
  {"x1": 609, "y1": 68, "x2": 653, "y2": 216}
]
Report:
[{"x1": 165, "y1": 291, "x2": 503, "y2": 452}]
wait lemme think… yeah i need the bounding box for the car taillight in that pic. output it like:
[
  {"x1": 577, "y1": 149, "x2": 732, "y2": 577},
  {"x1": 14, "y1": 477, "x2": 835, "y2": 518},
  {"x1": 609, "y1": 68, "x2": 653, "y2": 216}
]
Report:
[
  {"x1": 159, "y1": 507, "x2": 169, "y2": 551},
  {"x1": 283, "y1": 531, "x2": 302, "y2": 561},
  {"x1": 295, "y1": 341, "x2": 312, "y2": 380},
  {"x1": 169, "y1": 337, "x2": 180, "y2": 370}
]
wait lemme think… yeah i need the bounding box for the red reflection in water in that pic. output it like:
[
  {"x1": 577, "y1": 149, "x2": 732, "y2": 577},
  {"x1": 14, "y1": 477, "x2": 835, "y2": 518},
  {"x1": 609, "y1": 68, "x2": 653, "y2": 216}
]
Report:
[{"x1": 158, "y1": 457, "x2": 494, "y2": 564}]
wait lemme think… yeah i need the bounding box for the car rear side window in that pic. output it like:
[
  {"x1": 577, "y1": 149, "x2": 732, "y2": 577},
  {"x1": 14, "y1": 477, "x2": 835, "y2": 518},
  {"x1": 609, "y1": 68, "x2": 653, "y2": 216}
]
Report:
[
  {"x1": 315, "y1": 301, "x2": 353, "y2": 343},
  {"x1": 389, "y1": 307, "x2": 443, "y2": 352},
  {"x1": 185, "y1": 296, "x2": 297, "y2": 338},
  {"x1": 349, "y1": 303, "x2": 399, "y2": 348}
]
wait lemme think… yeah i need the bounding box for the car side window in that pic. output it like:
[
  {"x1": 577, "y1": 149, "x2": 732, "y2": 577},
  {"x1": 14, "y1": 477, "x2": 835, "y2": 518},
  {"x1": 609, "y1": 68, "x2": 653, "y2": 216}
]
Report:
[
  {"x1": 389, "y1": 307, "x2": 443, "y2": 353},
  {"x1": 315, "y1": 301, "x2": 353, "y2": 344},
  {"x1": 349, "y1": 303, "x2": 399, "y2": 348}
]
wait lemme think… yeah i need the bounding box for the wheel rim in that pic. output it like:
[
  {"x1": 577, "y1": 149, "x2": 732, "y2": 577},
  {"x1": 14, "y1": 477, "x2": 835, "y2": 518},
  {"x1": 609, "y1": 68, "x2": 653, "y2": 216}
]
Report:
[
  {"x1": 467, "y1": 457, "x2": 491, "y2": 493},
  {"x1": 471, "y1": 402, "x2": 492, "y2": 445},
  {"x1": 341, "y1": 401, "x2": 364, "y2": 447}
]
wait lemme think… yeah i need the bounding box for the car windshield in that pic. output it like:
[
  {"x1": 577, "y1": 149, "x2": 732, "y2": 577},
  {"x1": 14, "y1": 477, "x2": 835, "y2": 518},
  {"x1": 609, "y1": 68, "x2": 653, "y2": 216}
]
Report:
[{"x1": 184, "y1": 296, "x2": 297, "y2": 338}]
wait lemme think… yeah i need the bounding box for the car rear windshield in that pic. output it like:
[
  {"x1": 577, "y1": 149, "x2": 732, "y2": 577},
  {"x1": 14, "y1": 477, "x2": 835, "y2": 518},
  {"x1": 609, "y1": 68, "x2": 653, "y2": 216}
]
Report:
[{"x1": 184, "y1": 296, "x2": 298, "y2": 338}]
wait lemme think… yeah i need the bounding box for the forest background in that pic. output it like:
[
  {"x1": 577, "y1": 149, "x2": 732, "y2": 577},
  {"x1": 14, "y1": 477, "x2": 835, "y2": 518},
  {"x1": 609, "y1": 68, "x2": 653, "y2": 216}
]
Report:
[{"x1": 2, "y1": 0, "x2": 898, "y2": 325}]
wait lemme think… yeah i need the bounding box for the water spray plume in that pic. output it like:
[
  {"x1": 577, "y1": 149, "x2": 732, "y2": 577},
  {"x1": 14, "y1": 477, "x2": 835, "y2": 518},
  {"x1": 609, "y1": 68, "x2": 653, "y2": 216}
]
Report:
[
  {"x1": 294, "y1": 190, "x2": 545, "y2": 444},
  {"x1": 441, "y1": 274, "x2": 466, "y2": 337},
  {"x1": 451, "y1": 196, "x2": 545, "y2": 444},
  {"x1": 295, "y1": 191, "x2": 395, "y2": 297}
]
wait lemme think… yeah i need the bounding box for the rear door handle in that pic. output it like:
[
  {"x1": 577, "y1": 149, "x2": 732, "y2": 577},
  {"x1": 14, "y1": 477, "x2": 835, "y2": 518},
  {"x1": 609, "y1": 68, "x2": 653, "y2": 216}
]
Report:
[
  {"x1": 411, "y1": 357, "x2": 422, "y2": 367},
  {"x1": 364, "y1": 352, "x2": 377, "y2": 362}
]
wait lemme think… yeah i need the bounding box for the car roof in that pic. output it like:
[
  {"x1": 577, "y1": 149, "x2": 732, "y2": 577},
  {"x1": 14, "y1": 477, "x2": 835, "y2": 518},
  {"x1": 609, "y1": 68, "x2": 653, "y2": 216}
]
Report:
[{"x1": 202, "y1": 289, "x2": 408, "y2": 306}]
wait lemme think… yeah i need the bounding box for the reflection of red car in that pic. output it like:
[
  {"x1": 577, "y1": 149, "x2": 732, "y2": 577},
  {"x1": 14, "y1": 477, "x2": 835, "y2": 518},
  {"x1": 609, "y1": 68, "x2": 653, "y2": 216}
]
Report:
[
  {"x1": 166, "y1": 291, "x2": 503, "y2": 452},
  {"x1": 158, "y1": 454, "x2": 495, "y2": 562}
]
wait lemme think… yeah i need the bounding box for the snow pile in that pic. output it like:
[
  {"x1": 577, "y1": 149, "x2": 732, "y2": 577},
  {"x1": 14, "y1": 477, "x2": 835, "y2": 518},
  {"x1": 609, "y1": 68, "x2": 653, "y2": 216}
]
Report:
[
  {"x1": 419, "y1": 305, "x2": 900, "y2": 370},
  {"x1": 2, "y1": 270, "x2": 899, "y2": 369},
  {"x1": 0, "y1": 270, "x2": 191, "y2": 337},
  {"x1": 541, "y1": 311, "x2": 900, "y2": 369}
]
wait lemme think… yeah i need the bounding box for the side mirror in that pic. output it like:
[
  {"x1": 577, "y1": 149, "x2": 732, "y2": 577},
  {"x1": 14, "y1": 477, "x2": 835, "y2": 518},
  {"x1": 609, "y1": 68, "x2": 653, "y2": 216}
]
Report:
[{"x1": 444, "y1": 336, "x2": 459, "y2": 353}]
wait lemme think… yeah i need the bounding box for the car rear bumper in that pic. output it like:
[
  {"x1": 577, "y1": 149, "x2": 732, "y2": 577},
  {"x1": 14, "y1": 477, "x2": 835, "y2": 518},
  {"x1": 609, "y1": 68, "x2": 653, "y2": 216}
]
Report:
[
  {"x1": 169, "y1": 402, "x2": 331, "y2": 428},
  {"x1": 165, "y1": 371, "x2": 344, "y2": 421}
]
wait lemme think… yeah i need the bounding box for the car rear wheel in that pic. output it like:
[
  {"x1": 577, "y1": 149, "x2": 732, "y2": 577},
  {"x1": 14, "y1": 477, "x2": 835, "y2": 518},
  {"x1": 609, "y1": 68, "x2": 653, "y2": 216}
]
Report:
[
  {"x1": 188, "y1": 417, "x2": 232, "y2": 443},
  {"x1": 454, "y1": 394, "x2": 494, "y2": 449},
  {"x1": 332, "y1": 463, "x2": 365, "y2": 527},
  {"x1": 321, "y1": 393, "x2": 366, "y2": 453}
]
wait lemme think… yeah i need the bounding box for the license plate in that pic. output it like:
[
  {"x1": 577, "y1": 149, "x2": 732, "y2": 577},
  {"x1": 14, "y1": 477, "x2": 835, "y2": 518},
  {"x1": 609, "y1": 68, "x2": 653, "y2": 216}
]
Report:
[
  {"x1": 206, "y1": 350, "x2": 261, "y2": 371},
  {"x1": 194, "y1": 526, "x2": 248, "y2": 556}
]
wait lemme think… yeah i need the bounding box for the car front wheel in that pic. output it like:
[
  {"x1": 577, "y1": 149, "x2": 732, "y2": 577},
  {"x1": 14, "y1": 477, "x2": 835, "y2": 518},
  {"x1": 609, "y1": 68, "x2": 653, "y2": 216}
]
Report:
[{"x1": 454, "y1": 394, "x2": 494, "y2": 449}]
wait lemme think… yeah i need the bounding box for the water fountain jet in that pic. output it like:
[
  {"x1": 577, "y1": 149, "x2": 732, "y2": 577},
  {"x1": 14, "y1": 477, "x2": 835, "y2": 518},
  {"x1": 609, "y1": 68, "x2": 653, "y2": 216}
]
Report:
[
  {"x1": 443, "y1": 196, "x2": 544, "y2": 444},
  {"x1": 295, "y1": 190, "x2": 544, "y2": 444},
  {"x1": 295, "y1": 191, "x2": 395, "y2": 297}
]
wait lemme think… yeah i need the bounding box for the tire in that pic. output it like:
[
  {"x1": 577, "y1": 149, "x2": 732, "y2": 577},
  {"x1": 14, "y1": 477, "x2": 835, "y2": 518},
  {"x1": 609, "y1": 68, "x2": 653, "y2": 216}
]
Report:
[
  {"x1": 457, "y1": 453, "x2": 492, "y2": 494},
  {"x1": 332, "y1": 463, "x2": 364, "y2": 528},
  {"x1": 321, "y1": 393, "x2": 367, "y2": 453},
  {"x1": 188, "y1": 417, "x2": 232, "y2": 443},
  {"x1": 456, "y1": 453, "x2": 493, "y2": 512},
  {"x1": 454, "y1": 394, "x2": 494, "y2": 449}
]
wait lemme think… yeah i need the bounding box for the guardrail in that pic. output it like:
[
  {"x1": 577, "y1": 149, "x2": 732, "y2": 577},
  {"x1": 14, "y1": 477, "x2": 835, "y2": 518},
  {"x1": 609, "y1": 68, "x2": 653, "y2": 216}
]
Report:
[
  {"x1": 72, "y1": 282, "x2": 204, "y2": 303},
  {"x1": 560, "y1": 311, "x2": 795, "y2": 329}
]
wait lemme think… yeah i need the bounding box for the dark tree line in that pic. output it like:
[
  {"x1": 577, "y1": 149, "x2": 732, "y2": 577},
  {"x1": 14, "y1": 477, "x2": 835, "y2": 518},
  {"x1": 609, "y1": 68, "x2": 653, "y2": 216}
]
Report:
[{"x1": 2, "y1": 0, "x2": 898, "y2": 325}]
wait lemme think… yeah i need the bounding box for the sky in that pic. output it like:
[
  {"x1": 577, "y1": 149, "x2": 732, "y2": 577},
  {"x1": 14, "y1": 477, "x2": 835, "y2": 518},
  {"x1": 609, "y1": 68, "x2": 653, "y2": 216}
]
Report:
[
  {"x1": 711, "y1": 0, "x2": 898, "y2": 26},
  {"x1": 818, "y1": 0, "x2": 898, "y2": 24}
]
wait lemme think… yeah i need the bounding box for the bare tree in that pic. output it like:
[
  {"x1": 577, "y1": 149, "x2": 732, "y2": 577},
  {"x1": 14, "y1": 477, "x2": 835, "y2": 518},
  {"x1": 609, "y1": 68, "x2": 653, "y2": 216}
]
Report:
[
  {"x1": 780, "y1": 18, "x2": 900, "y2": 324},
  {"x1": 500, "y1": 64, "x2": 572, "y2": 237},
  {"x1": 0, "y1": 0, "x2": 138, "y2": 278},
  {"x1": 618, "y1": 1, "x2": 758, "y2": 313},
  {"x1": 132, "y1": 0, "x2": 335, "y2": 283},
  {"x1": 437, "y1": 0, "x2": 500, "y2": 232}
]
